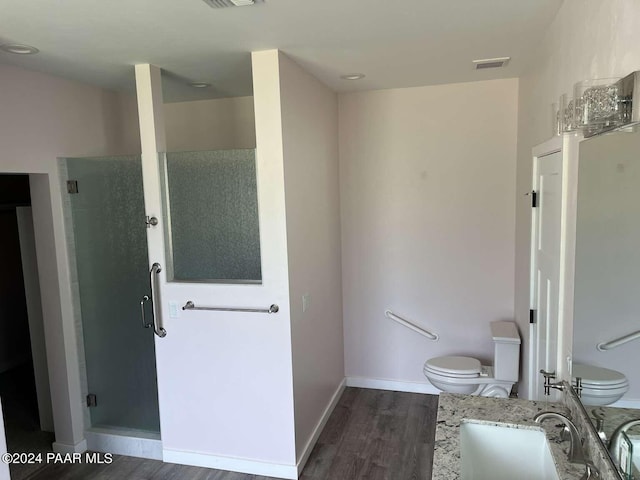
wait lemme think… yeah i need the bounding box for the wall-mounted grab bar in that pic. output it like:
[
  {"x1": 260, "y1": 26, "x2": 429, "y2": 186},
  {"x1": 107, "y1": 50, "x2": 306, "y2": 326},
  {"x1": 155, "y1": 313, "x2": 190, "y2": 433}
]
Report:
[
  {"x1": 385, "y1": 310, "x2": 439, "y2": 341},
  {"x1": 596, "y1": 330, "x2": 640, "y2": 351},
  {"x1": 182, "y1": 301, "x2": 279, "y2": 314}
]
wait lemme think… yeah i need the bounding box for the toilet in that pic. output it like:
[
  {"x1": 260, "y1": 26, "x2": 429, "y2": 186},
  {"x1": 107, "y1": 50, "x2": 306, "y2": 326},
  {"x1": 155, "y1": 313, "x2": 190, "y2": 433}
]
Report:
[
  {"x1": 572, "y1": 363, "x2": 629, "y2": 406},
  {"x1": 423, "y1": 321, "x2": 521, "y2": 398}
]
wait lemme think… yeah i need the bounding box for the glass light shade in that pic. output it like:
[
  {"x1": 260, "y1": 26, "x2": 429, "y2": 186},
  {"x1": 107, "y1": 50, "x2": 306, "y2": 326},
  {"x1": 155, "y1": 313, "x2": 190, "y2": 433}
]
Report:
[
  {"x1": 560, "y1": 93, "x2": 580, "y2": 132},
  {"x1": 573, "y1": 78, "x2": 621, "y2": 133},
  {"x1": 551, "y1": 102, "x2": 560, "y2": 137}
]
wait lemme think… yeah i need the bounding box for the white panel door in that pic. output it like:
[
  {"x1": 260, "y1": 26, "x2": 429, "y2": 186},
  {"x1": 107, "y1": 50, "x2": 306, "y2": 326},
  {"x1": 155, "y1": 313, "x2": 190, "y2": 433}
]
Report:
[{"x1": 531, "y1": 151, "x2": 563, "y2": 400}]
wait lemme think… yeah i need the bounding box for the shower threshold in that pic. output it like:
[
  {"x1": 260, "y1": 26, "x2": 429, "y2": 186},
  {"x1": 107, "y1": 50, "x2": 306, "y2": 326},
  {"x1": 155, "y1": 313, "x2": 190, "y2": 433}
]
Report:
[{"x1": 85, "y1": 426, "x2": 162, "y2": 460}]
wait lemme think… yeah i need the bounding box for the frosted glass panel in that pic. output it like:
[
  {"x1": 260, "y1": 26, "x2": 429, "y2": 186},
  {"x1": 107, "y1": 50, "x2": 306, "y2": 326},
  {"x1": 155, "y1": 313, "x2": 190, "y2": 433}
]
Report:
[
  {"x1": 64, "y1": 156, "x2": 160, "y2": 433},
  {"x1": 163, "y1": 149, "x2": 262, "y2": 282}
]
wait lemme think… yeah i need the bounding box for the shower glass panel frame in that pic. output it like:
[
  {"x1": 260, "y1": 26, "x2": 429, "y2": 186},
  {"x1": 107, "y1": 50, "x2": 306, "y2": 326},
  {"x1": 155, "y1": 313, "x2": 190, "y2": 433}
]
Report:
[
  {"x1": 62, "y1": 155, "x2": 160, "y2": 434},
  {"x1": 159, "y1": 149, "x2": 262, "y2": 284}
]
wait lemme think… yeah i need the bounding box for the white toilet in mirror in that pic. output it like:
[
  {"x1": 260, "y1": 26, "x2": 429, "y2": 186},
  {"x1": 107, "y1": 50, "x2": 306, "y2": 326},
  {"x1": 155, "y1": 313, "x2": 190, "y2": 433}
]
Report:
[
  {"x1": 423, "y1": 321, "x2": 521, "y2": 398},
  {"x1": 572, "y1": 363, "x2": 629, "y2": 406}
]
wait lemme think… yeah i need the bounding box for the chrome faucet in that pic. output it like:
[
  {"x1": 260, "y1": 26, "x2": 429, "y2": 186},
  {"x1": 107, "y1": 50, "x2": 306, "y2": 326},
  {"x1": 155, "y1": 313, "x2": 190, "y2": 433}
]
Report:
[
  {"x1": 534, "y1": 411, "x2": 586, "y2": 464},
  {"x1": 540, "y1": 370, "x2": 565, "y2": 395},
  {"x1": 608, "y1": 418, "x2": 640, "y2": 467},
  {"x1": 591, "y1": 407, "x2": 607, "y2": 444},
  {"x1": 582, "y1": 461, "x2": 600, "y2": 480}
]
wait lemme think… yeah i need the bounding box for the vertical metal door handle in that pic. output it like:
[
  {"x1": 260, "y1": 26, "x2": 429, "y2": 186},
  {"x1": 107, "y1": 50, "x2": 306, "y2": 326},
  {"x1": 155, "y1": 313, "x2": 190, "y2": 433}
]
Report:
[
  {"x1": 150, "y1": 263, "x2": 167, "y2": 338},
  {"x1": 140, "y1": 295, "x2": 151, "y2": 328}
]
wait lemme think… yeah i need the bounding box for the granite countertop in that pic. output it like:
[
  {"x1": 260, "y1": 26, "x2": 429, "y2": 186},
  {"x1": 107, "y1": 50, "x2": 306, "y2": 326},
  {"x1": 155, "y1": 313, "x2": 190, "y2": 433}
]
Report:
[
  {"x1": 432, "y1": 393, "x2": 586, "y2": 480},
  {"x1": 585, "y1": 405, "x2": 640, "y2": 441}
]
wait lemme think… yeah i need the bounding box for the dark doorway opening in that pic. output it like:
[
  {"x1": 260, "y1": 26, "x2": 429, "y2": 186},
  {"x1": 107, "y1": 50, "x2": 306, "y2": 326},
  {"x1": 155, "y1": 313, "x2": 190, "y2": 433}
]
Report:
[{"x1": 0, "y1": 174, "x2": 54, "y2": 480}]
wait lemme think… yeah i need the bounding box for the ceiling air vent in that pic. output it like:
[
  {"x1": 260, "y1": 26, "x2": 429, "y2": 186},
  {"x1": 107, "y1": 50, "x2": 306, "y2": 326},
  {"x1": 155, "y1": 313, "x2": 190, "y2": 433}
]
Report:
[
  {"x1": 473, "y1": 57, "x2": 510, "y2": 70},
  {"x1": 202, "y1": 0, "x2": 262, "y2": 7}
]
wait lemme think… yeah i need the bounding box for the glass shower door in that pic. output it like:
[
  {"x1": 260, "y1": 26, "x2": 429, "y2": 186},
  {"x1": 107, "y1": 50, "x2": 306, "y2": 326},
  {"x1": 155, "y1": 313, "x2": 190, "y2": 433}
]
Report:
[{"x1": 64, "y1": 155, "x2": 160, "y2": 433}]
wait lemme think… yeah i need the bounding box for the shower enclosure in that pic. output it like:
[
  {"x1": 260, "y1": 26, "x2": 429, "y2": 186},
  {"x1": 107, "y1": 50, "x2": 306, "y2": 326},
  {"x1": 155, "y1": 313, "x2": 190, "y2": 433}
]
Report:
[
  {"x1": 62, "y1": 155, "x2": 160, "y2": 433},
  {"x1": 61, "y1": 148, "x2": 261, "y2": 448}
]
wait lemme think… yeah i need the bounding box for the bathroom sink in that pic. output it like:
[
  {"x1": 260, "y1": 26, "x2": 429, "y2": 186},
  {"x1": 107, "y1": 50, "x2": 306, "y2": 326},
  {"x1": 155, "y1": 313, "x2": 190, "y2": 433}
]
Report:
[{"x1": 460, "y1": 422, "x2": 560, "y2": 480}]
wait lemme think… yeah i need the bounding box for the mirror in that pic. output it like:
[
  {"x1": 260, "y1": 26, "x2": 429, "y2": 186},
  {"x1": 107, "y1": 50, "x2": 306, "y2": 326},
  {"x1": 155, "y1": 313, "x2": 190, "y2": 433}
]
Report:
[{"x1": 572, "y1": 127, "x2": 640, "y2": 476}]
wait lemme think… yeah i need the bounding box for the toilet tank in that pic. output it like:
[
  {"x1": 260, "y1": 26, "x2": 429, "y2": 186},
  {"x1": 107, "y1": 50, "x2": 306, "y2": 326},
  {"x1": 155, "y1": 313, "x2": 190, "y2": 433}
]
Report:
[{"x1": 491, "y1": 321, "x2": 521, "y2": 382}]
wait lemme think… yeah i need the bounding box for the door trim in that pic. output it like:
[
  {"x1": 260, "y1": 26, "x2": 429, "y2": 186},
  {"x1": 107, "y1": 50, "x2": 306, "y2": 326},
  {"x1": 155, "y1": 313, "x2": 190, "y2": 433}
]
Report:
[
  {"x1": 556, "y1": 133, "x2": 583, "y2": 384},
  {"x1": 529, "y1": 134, "x2": 583, "y2": 400},
  {"x1": 529, "y1": 136, "x2": 562, "y2": 400}
]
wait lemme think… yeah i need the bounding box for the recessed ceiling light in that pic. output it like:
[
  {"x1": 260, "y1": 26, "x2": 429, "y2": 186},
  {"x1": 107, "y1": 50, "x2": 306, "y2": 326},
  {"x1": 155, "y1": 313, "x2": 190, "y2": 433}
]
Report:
[
  {"x1": 0, "y1": 43, "x2": 39, "y2": 55},
  {"x1": 189, "y1": 82, "x2": 211, "y2": 88},
  {"x1": 340, "y1": 73, "x2": 365, "y2": 81},
  {"x1": 472, "y1": 57, "x2": 510, "y2": 70}
]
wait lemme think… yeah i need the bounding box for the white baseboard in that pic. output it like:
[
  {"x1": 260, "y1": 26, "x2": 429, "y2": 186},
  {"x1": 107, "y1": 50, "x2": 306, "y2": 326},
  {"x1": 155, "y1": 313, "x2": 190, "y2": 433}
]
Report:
[
  {"x1": 52, "y1": 439, "x2": 88, "y2": 454},
  {"x1": 163, "y1": 449, "x2": 297, "y2": 479},
  {"x1": 296, "y1": 378, "x2": 346, "y2": 475},
  {"x1": 86, "y1": 428, "x2": 162, "y2": 460},
  {"x1": 611, "y1": 398, "x2": 640, "y2": 409},
  {"x1": 346, "y1": 376, "x2": 440, "y2": 395}
]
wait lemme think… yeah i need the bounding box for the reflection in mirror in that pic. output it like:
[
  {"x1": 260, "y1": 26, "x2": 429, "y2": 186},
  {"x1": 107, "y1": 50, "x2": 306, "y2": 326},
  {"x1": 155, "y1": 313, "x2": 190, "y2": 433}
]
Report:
[
  {"x1": 572, "y1": 127, "x2": 640, "y2": 477},
  {"x1": 573, "y1": 128, "x2": 640, "y2": 407},
  {"x1": 157, "y1": 61, "x2": 261, "y2": 284},
  {"x1": 582, "y1": 405, "x2": 640, "y2": 478}
]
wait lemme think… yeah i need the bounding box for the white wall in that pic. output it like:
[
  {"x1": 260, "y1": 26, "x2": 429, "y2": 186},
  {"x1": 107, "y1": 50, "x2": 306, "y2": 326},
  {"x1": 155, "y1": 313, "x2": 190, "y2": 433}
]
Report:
[
  {"x1": 91, "y1": 92, "x2": 257, "y2": 155},
  {"x1": 278, "y1": 52, "x2": 344, "y2": 464},
  {"x1": 515, "y1": 0, "x2": 640, "y2": 398},
  {"x1": 115, "y1": 93, "x2": 144, "y2": 154},
  {"x1": 148, "y1": 52, "x2": 343, "y2": 476},
  {"x1": 340, "y1": 79, "x2": 519, "y2": 389},
  {"x1": 0, "y1": 63, "x2": 139, "y2": 451},
  {"x1": 137, "y1": 54, "x2": 298, "y2": 477},
  {"x1": 164, "y1": 96, "x2": 256, "y2": 151}
]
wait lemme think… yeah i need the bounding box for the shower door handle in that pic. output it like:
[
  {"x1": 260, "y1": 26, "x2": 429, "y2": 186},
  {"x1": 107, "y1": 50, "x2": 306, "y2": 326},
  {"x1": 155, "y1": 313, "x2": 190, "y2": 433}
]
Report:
[
  {"x1": 140, "y1": 295, "x2": 152, "y2": 328},
  {"x1": 149, "y1": 263, "x2": 167, "y2": 338}
]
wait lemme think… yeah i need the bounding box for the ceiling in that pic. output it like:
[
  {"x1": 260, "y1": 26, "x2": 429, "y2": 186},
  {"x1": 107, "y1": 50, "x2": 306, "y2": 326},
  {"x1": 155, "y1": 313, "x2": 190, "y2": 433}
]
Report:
[{"x1": 0, "y1": 0, "x2": 563, "y2": 102}]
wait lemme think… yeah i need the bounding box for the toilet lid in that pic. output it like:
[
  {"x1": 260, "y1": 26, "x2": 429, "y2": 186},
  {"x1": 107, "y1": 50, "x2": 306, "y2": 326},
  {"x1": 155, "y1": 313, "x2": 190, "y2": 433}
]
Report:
[
  {"x1": 426, "y1": 356, "x2": 481, "y2": 376},
  {"x1": 573, "y1": 364, "x2": 628, "y2": 387}
]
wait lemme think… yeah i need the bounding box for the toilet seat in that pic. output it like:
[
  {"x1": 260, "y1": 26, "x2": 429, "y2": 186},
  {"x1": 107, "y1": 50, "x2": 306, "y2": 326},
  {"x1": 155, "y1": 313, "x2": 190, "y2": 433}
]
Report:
[
  {"x1": 572, "y1": 363, "x2": 629, "y2": 406},
  {"x1": 576, "y1": 385, "x2": 629, "y2": 406},
  {"x1": 580, "y1": 381, "x2": 629, "y2": 389},
  {"x1": 425, "y1": 356, "x2": 481, "y2": 377},
  {"x1": 572, "y1": 364, "x2": 628, "y2": 388}
]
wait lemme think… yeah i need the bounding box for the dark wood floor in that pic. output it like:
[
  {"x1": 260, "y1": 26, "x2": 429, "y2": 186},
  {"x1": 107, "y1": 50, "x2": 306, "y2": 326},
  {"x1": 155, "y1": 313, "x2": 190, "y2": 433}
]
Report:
[{"x1": 22, "y1": 388, "x2": 438, "y2": 480}]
